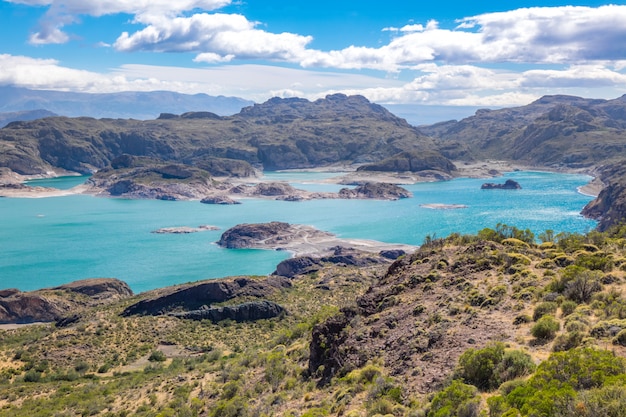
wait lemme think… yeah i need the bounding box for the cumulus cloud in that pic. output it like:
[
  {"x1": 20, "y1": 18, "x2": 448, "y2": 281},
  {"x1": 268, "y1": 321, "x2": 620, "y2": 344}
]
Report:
[
  {"x1": 304, "y1": 5, "x2": 626, "y2": 71},
  {"x1": 114, "y1": 13, "x2": 313, "y2": 63},
  {"x1": 6, "y1": 0, "x2": 231, "y2": 44}
]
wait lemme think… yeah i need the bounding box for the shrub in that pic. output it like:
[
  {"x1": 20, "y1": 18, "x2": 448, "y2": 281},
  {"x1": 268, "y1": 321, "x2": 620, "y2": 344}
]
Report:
[
  {"x1": 427, "y1": 380, "x2": 479, "y2": 417},
  {"x1": 560, "y1": 300, "x2": 577, "y2": 317},
  {"x1": 533, "y1": 302, "x2": 558, "y2": 321},
  {"x1": 456, "y1": 342, "x2": 505, "y2": 390},
  {"x1": 613, "y1": 329, "x2": 626, "y2": 346},
  {"x1": 531, "y1": 315, "x2": 560, "y2": 340},
  {"x1": 552, "y1": 331, "x2": 584, "y2": 352},
  {"x1": 148, "y1": 350, "x2": 167, "y2": 362},
  {"x1": 565, "y1": 270, "x2": 603, "y2": 303}
]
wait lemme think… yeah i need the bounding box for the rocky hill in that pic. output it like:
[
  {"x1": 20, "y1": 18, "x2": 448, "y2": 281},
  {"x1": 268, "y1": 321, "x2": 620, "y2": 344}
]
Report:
[
  {"x1": 0, "y1": 94, "x2": 452, "y2": 177},
  {"x1": 421, "y1": 94, "x2": 626, "y2": 168}
]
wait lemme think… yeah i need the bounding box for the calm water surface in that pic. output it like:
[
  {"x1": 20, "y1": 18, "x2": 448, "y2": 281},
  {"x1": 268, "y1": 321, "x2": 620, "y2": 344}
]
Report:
[{"x1": 1, "y1": 171, "x2": 597, "y2": 293}]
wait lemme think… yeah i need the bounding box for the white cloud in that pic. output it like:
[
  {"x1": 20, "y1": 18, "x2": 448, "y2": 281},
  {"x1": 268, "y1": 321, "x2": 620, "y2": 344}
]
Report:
[
  {"x1": 520, "y1": 65, "x2": 626, "y2": 88},
  {"x1": 6, "y1": 0, "x2": 231, "y2": 16},
  {"x1": 114, "y1": 13, "x2": 314, "y2": 63},
  {"x1": 7, "y1": 0, "x2": 232, "y2": 44}
]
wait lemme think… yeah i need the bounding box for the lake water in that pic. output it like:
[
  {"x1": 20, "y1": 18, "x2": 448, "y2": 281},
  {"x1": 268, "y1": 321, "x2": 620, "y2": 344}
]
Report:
[{"x1": 1, "y1": 171, "x2": 597, "y2": 293}]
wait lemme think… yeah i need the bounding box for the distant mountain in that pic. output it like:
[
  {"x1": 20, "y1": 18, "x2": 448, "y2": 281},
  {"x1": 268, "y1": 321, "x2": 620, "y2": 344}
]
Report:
[
  {"x1": 420, "y1": 94, "x2": 626, "y2": 168},
  {"x1": 0, "y1": 93, "x2": 452, "y2": 176},
  {"x1": 0, "y1": 109, "x2": 58, "y2": 128},
  {"x1": 0, "y1": 86, "x2": 253, "y2": 119}
]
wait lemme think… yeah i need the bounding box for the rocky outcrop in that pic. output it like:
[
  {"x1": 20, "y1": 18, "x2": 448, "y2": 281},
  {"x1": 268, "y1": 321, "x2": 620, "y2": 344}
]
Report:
[
  {"x1": 217, "y1": 222, "x2": 333, "y2": 250},
  {"x1": 169, "y1": 300, "x2": 285, "y2": 323},
  {"x1": 338, "y1": 182, "x2": 412, "y2": 200},
  {"x1": 85, "y1": 164, "x2": 218, "y2": 200},
  {"x1": 356, "y1": 150, "x2": 457, "y2": 174},
  {"x1": 55, "y1": 278, "x2": 133, "y2": 300},
  {"x1": 481, "y1": 179, "x2": 521, "y2": 189},
  {"x1": 273, "y1": 246, "x2": 393, "y2": 278},
  {"x1": 201, "y1": 195, "x2": 241, "y2": 204},
  {"x1": 582, "y1": 162, "x2": 626, "y2": 231},
  {"x1": 0, "y1": 278, "x2": 132, "y2": 324},
  {"x1": 121, "y1": 276, "x2": 291, "y2": 317}
]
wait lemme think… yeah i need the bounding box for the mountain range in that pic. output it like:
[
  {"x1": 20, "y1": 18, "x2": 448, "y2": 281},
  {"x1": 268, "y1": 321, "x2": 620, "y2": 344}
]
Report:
[{"x1": 0, "y1": 86, "x2": 253, "y2": 122}]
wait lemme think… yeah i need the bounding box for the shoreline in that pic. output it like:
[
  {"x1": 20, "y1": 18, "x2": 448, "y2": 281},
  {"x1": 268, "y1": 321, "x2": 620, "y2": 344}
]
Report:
[{"x1": 0, "y1": 160, "x2": 601, "y2": 199}]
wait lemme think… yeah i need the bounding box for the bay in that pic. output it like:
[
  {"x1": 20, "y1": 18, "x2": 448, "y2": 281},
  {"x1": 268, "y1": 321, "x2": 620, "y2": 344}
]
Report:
[{"x1": 1, "y1": 171, "x2": 597, "y2": 293}]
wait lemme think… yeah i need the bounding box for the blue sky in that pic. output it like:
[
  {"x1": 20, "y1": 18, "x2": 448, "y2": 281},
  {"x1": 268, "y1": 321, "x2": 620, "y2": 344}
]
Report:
[{"x1": 1, "y1": 0, "x2": 626, "y2": 116}]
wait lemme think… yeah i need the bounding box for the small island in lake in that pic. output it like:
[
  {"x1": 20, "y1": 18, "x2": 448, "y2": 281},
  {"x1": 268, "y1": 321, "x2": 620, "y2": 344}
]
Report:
[{"x1": 481, "y1": 179, "x2": 522, "y2": 189}]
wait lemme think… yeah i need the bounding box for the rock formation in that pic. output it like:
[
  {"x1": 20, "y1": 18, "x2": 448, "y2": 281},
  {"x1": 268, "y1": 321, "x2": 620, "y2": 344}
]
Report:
[
  {"x1": 481, "y1": 179, "x2": 522, "y2": 189},
  {"x1": 121, "y1": 276, "x2": 290, "y2": 317},
  {"x1": 338, "y1": 182, "x2": 412, "y2": 200},
  {"x1": 169, "y1": 300, "x2": 285, "y2": 323},
  {"x1": 0, "y1": 278, "x2": 132, "y2": 324}
]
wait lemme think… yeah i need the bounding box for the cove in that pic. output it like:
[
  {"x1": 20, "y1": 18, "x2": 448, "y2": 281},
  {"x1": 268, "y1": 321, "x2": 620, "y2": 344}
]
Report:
[{"x1": 0, "y1": 171, "x2": 597, "y2": 293}]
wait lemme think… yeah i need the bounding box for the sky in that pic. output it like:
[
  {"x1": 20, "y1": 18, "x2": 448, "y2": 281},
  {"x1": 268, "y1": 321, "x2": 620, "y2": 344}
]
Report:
[{"x1": 1, "y1": 0, "x2": 626, "y2": 116}]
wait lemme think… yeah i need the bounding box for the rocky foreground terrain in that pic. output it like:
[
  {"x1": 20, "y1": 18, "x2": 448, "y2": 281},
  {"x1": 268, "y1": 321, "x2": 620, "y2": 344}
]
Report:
[{"x1": 1, "y1": 224, "x2": 626, "y2": 416}]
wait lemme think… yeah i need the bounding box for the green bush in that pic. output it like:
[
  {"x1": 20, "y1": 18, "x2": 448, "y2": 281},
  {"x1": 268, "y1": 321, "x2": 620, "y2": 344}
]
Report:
[
  {"x1": 456, "y1": 343, "x2": 534, "y2": 392},
  {"x1": 560, "y1": 300, "x2": 577, "y2": 317},
  {"x1": 427, "y1": 380, "x2": 479, "y2": 417},
  {"x1": 533, "y1": 302, "x2": 558, "y2": 321},
  {"x1": 613, "y1": 329, "x2": 626, "y2": 346},
  {"x1": 531, "y1": 315, "x2": 560, "y2": 340},
  {"x1": 552, "y1": 331, "x2": 584, "y2": 352},
  {"x1": 148, "y1": 350, "x2": 167, "y2": 362}
]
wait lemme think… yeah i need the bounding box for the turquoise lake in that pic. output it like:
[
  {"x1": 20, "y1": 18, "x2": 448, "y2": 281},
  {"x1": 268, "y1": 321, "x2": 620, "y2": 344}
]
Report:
[{"x1": 1, "y1": 171, "x2": 597, "y2": 293}]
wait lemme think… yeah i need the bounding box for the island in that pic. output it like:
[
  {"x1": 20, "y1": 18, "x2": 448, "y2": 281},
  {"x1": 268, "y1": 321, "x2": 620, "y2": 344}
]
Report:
[{"x1": 481, "y1": 179, "x2": 522, "y2": 189}]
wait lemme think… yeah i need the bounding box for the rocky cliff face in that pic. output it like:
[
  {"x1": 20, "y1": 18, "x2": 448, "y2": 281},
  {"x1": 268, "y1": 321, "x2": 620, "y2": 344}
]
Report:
[
  {"x1": 121, "y1": 276, "x2": 290, "y2": 317},
  {"x1": 582, "y1": 162, "x2": 626, "y2": 231}
]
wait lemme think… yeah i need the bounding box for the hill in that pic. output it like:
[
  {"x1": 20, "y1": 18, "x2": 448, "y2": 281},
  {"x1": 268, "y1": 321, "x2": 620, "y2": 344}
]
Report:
[
  {"x1": 421, "y1": 94, "x2": 626, "y2": 168},
  {"x1": 0, "y1": 94, "x2": 453, "y2": 176}
]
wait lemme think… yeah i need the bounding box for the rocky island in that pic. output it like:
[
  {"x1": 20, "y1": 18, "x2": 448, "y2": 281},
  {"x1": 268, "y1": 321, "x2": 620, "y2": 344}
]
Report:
[
  {"x1": 480, "y1": 179, "x2": 522, "y2": 189},
  {"x1": 217, "y1": 221, "x2": 417, "y2": 256}
]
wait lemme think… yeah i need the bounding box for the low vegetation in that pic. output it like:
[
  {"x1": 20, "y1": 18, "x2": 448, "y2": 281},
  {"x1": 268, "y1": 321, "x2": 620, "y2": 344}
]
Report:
[{"x1": 1, "y1": 223, "x2": 626, "y2": 416}]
